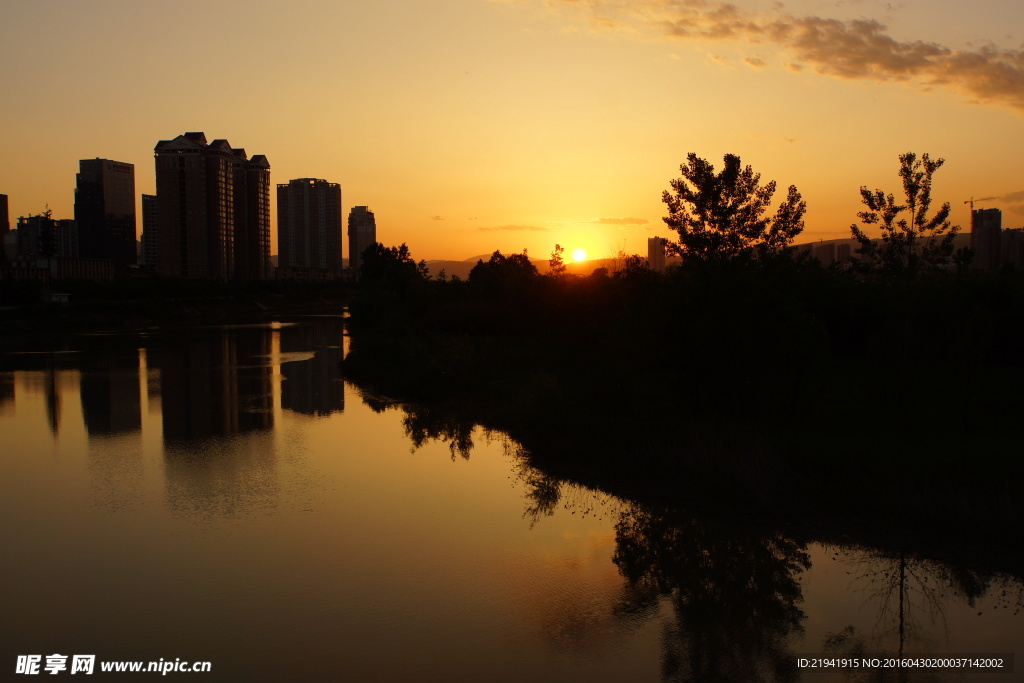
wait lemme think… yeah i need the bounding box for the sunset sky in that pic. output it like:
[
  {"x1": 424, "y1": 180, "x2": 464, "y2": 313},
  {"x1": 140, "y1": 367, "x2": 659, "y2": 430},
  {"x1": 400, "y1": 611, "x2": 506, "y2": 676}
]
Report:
[{"x1": 2, "y1": 0, "x2": 1022, "y2": 261}]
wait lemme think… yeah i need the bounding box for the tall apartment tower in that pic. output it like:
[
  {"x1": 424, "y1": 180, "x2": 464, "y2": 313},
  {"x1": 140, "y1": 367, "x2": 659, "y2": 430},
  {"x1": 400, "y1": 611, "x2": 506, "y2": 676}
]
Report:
[
  {"x1": 74, "y1": 159, "x2": 137, "y2": 267},
  {"x1": 233, "y1": 150, "x2": 272, "y2": 281},
  {"x1": 0, "y1": 194, "x2": 8, "y2": 235},
  {"x1": 347, "y1": 206, "x2": 376, "y2": 276},
  {"x1": 140, "y1": 194, "x2": 159, "y2": 269},
  {"x1": 971, "y1": 208, "x2": 1002, "y2": 271},
  {"x1": 277, "y1": 178, "x2": 343, "y2": 274},
  {"x1": 647, "y1": 237, "x2": 667, "y2": 272},
  {"x1": 153, "y1": 132, "x2": 270, "y2": 280},
  {"x1": 0, "y1": 194, "x2": 8, "y2": 263}
]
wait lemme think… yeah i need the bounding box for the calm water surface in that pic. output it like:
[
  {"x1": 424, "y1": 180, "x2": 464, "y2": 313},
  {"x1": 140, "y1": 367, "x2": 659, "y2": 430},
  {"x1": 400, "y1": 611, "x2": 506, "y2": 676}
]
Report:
[{"x1": 1, "y1": 318, "x2": 1020, "y2": 682}]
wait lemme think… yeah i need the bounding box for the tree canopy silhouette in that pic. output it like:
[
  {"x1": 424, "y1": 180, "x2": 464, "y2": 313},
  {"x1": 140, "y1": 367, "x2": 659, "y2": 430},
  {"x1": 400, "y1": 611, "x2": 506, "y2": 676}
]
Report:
[
  {"x1": 850, "y1": 152, "x2": 960, "y2": 277},
  {"x1": 548, "y1": 244, "x2": 567, "y2": 277},
  {"x1": 662, "y1": 153, "x2": 806, "y2": 263},
  {"x1": 468, "y1": 250, "x2": 539, "y2": 294},
  {"x1": 358, "y1": 242, "x2": 428, "y2": 287}
]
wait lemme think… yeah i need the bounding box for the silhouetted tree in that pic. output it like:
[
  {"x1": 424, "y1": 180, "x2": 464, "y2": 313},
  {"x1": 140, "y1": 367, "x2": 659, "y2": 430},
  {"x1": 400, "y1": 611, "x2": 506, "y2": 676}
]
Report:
[
  {"x1": 350, "y1": 243, "x2": 429, "y2": 330},
  {"x1": 358, "y1": 242, "x2": 428, "y2": 287},
  {"x1": 468, "y1": 250, "x2": 539, "y2": 294},
  {"x1": 613, "y1": 253, "x2": 651, "y2": 280},
  {"x1": 662, "y1": 154, "x2": 806, "y2": 263},
  {"x1": 548, "y1": 244, "x2": 567, "y2": 276},
  {"x1": 850, "y1": 153, "x2": 960, "y2": 277}
]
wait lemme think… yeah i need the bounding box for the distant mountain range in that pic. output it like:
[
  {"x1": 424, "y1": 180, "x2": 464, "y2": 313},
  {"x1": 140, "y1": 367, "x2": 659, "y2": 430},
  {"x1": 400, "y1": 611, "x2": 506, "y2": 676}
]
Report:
[
  {"x1": 420, "y1": 254, "x2": 678, "y2": 280},
  {"x1": 270, "y1": 234, "x2": 978, "y2": 278}
]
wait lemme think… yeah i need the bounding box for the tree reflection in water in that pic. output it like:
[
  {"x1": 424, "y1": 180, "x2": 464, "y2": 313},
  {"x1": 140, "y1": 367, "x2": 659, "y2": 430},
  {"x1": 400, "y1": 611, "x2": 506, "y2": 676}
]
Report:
[
  {"x1": 824, "y1": 549, "x2": 1024, "y2": 682},
  {"x1": 613, "y1": 506, "x2": 810, "y2": 682},
  {"x1": 402, "y1": 403, "x2": 476, "y2": 460},
  {"x1": 358, "y1": 392, "x2": 477, "y2": 461},
  {"x1": 387, "y1": 400, "x2": 813, "y2": 682}
]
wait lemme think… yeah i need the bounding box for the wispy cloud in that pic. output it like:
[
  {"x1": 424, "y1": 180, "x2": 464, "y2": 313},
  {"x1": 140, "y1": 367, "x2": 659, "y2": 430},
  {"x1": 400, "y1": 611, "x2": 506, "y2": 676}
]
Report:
[
  {"x1": 1003, "y1": 190, "x2": 1024, "y2": 216},
  {"x1": 535, "y1": 0, "x2": 1024, "y2": 113},
  {"x1": 431, "y1": 215, "x2": 445, "y2": 221},
  {"x1": 591, "y1": 216, "x2": 650, "y2": 225},
  {"x1": 479, "y1": 224, "x2": 549, "y2": 231}
]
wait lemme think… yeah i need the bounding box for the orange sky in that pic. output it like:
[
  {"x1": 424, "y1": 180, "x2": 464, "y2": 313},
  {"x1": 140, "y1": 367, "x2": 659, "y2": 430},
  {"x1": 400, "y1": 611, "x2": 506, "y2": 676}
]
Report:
[{"x1": 1, "y1": 0, "x2": 1022, "y2": 261}]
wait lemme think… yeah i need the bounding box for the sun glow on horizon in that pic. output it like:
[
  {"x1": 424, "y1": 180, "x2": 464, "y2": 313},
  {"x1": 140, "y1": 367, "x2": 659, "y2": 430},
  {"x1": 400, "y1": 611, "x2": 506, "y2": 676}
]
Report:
[{"x1": 572, "y1": 248, "x2": 587, "y2": 262}]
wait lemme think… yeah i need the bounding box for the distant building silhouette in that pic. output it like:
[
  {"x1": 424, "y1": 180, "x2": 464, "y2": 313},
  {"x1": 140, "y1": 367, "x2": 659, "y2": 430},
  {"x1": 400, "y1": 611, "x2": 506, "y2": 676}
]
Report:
[
  {"x1": 74, "y1": 158, "x2": 137, "y2": 267},
  {"x1": 16, "y1": 214, "x2": 77, "y2": 258},
  {"x1": 54, "y1": 219, "x2": 79, "y2": 258},
  {"x1": 647, "y1": 237, "x2": 667, "y2": 272},
  {"x1": 5, "y1": 256, "x2": 114, "y2": 283},
  {"x1": 1001, "y1": 228, "x2": 1024, "y2": 270},
  {"x1": 0, "y1": 194, "x2": 8, "y2": 262},
  {"x1": 277, "y1": 178, "x2": 343, "y2": 279},
  {"x1": 153, "y1": 132, "x2": 270, "y2": 280},
  {"x1": 812, "y1": 241, "x2": 835, "y2": 265},
  {"x1": 795, "y1": 238, "x2": 854, "y2": 267},
  {"x1": 836, "y1": 242, "x2": 852, "y2": 264},
  {"x1": 4, "y1": 212, "x2": 117, "y2": 282},
  {"x1": 140, "y1": 194, "x2": 159, "y2": 269},
  {"x1": 971, "y1": 208, "x2": 1002, "y2": 271},
  {"x1": 347, "y1": 206, "x2": 376, "y2": 276}
]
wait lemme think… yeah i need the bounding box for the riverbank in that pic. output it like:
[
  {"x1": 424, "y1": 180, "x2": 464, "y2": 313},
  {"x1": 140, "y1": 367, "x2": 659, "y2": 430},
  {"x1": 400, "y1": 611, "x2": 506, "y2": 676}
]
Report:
[
  {"x1": 0, "y1": 277, "x2": 352, "y2": 349},
  {"x1": 343, "y1": 256, "x2": 1024, "y2": 576}
]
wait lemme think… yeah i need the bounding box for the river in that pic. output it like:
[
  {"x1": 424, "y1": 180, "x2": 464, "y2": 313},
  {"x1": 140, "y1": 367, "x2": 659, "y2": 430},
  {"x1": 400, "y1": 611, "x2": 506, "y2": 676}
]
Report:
[{"x1": 1, "y1": 316, "x2": 1019, "y2": 681}]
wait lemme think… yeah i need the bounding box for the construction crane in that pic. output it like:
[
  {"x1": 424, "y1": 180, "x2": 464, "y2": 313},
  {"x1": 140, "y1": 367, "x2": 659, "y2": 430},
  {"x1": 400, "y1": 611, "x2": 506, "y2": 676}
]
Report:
[{"x1": 964, "y1": 196, "x2": 998, "y2": 211}]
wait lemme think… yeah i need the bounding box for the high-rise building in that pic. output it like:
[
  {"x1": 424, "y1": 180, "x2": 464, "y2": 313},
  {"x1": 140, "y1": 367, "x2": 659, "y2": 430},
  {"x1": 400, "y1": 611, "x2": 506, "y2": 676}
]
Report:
[
  {"x1": 971, "y1": 208, "x2": 1001, "y2": 271},
  {"x1": 835, "y1": 242, "x2": 852, "y2": 265},
  {"x1": 647, "y1": 237, "x2": 667, "y2": 272},
  {"x1": 347, "y1": 206, "x2": 376, "y2": 276},
  {"x1": 0, "y1": 193, "x2": 9, "y2": 235},
  {"x1": 1001, "y1": 228, "x2": 1024, "y2": 270},
  {"x1": 153, "y1": 132, "x2": 270, "y2": 280},
  {"x1": 277, "y1": 178, "x2": 342, "y2": 277},
  {"x1": 140, "y1": 194, "x2": 159, "y2": 269},
  {"x1": 233, "y1": 150, "x2": 272, "y2": 281},
  {"x1": 74, "y1": 159, "x2": 136, "y2": 267},
  {"x1": 0, "y1": 194, "x2": 9, "y2": 263}
]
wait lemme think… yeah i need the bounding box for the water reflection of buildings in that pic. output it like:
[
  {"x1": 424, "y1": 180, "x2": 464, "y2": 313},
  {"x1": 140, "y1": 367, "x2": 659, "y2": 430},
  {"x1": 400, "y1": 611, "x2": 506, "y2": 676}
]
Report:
[
  {"x1": 0, "y1": 372, "x2": 12, "y2": 414},
  {"x1": 79, "y1": 349, "x2": 146, "y2": 513},
  {"x1": 159, "y1": 328, "x2": 273, "y2": 442},
  {"x1": 279, "y1": 321, "x2": 344, "y2": 417},
  {"x1": 79, "y1": 352, "x2": 141, "y2": 435},
  {"x1": 158, "y1": 327, "x2": 277, "y2": 518},
  {"x1": 2, "y1": 322, "x2": 344, "y2": 519}
]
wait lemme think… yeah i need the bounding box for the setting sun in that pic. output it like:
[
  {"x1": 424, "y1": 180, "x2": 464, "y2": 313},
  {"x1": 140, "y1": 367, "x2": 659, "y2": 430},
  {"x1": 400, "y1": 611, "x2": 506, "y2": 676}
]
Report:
[{"x1": 572, "y1": 248, "x2": 587, "y2": 262}]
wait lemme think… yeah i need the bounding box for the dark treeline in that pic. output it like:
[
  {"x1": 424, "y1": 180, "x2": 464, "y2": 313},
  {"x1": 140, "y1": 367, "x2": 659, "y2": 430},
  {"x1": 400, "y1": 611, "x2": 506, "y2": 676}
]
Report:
[{"x1": 345, "y1": 241, "x2": 1024, "y2": 568}]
